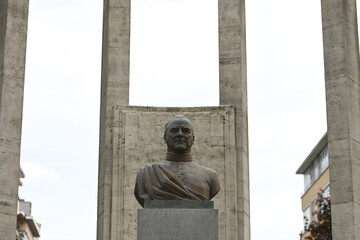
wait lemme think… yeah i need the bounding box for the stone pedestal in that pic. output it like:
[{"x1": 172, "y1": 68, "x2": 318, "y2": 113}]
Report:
[{"x1": 138, "y1": 208, "x2": 218, "y2": 240}]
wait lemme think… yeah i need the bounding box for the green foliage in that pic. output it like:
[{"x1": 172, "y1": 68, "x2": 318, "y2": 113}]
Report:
[{"x1": 300, "y1": 190, "x2": 331, "y2": 240}]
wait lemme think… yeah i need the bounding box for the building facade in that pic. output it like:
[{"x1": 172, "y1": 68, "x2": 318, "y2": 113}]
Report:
[
  {"x1": 16, "y1": 200, "x2": 41, "y2": 240},
  {"x1": 16, "y1": 168, "x2": 41, "y2": 240},
  {"x1": 296, "y1": 133, "x2": 330, "y2": 238}
]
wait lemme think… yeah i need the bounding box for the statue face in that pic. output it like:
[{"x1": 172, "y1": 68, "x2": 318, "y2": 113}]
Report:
[{"x1": 164, "y1": 118, "x2": 194, "y2": 153}]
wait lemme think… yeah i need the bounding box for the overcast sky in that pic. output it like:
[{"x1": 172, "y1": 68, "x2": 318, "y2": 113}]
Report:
[{"x1": 19, "y1": 0, "x2": 358, "y2": 239}]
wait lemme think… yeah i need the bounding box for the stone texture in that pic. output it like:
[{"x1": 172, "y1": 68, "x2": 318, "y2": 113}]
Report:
[
  {"x1": 97, "y1": 0, "x2": 131, "y2": 239},
  {"x1": 321, "y1": 0, "x2": 360, "y2": 239},
  {"x1": 138, "y1": 208, "x2": 218, "y2": 240},
  {"x1": 218, "y1": 0, "x2": 249, "y2": 239},
  {"x1": 0, "y1": 0, "x2": 29, "y2": 239},
  {"x1": 109, "y1": 106, "x2": 236, "y2": 240}
]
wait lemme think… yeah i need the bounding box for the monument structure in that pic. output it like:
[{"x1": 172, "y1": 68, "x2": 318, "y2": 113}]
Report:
[
  {"x1": 135, "y1": 115, "x2": 221, "y2": 240},
  {"x1": 321, "y1": 1, "x2": 360, "y2": 239},
  {"x1": 97, "y1": 0, "x2": 249, "y2": 240},
  {"x1": 100, "y1": 105, "x2": 239, "y2": 239},
  {"x1": 0, "y1": 0, "x2": 358, "y2": 239},
  {"x1": 0, "y1": 0, "x2": 30, "y2": 239}
]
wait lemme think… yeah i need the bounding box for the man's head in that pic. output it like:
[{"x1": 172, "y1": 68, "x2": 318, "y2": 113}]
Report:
[{"x1": 164, "y1": 115, "x2": 195, "y2": 153}]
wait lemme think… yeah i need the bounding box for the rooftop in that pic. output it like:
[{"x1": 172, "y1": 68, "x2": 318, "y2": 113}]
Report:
[{"x1": 296, "y1": 132, "x2": 327, "y2": 174}]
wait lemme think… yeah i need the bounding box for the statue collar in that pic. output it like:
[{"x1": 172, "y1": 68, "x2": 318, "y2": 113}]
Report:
[{"x1": 165, "y1": 152, "x2": 192, "y2": 162}]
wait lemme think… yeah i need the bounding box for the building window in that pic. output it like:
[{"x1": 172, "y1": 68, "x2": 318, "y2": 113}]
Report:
[
  {"x1": 311, "y1": 158, "x2": 320, "y2": 182},
  {"x1": 16, "y1": 231, "x2": 29, "y2": 240},
  {"x1": 312, "y1": 198, "x2": 318, "y2": 222},
  {"x1": 304, "y1": 168, "x2": 311, "y2": 190},
  {"x1": 303, "y1": 206, "x2": 311, "y2": 227},
  {"x1": 323, "y1": 184, "x2": 330, "y2": 198},
  {"x1": 304, "y1": 145, "x2": 329, "y2": 192},
  {"x1": 319, "y1": 146, "x2": 329, "y2": 173}
]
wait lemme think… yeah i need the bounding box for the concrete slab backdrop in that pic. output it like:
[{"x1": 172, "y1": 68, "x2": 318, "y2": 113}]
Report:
[{"x1": 107, "y1": 106, "x2": 237, "y2": 240}]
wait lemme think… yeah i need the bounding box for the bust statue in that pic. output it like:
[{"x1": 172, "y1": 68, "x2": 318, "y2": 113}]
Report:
[{"x1": 134, "y1": 115, "x2": 220, "y2": 207}]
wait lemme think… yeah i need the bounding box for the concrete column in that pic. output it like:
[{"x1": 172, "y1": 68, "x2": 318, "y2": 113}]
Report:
[
  {"x1": 0, "y1": 0, "x2": 29, "y2": 239},
  {"x1": 97, "y1": 0, "x2": 131, "y2": 239},
  {"x1": 321, "y1": 0, "x2": 360, "y2": 239},
  {"x1": 218, "y1": 0, "x2": 250, "y2": 240}
]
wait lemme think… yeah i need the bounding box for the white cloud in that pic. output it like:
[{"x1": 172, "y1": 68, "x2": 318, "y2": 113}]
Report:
[
  {"x1": 251, "y1": 191, "x2": 304, "y2": 240},
  {"x1": 21, "y1": 162, "x2": 62, "y2": 184},
  {"x1": 129, "y1": 0, "x2": 219, "y2": 107}
]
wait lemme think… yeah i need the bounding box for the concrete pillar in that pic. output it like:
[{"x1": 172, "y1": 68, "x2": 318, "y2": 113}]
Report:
[
  {"x1": 97, "y1": 0, "x2": 131, "y2": 239},
  {"x1": 321, "y1": 0, "x2": 360, "y2": 239},
  {"x1": 0, "y1": 0, "x2": 29, "y2": 239},
  {"x1": 218, "y1": 0, "x2": 250, "y2": 240}
]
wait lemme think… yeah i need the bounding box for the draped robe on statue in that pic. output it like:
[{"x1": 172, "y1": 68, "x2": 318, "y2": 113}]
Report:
[{"x1": 134, "y1": 158, "x2": 220, "y2": 207}]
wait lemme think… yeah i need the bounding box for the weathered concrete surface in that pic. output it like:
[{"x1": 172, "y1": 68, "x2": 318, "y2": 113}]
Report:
[
  {"x1": 0, "y1": 0, "x2": 29, "y2": 239},
  {"x1": 138, "y1": 209, "x2": 218, "y2": 240},
  {"x1": 321, "y1": 0, "x2": 360, "y2": 239},
  {"x1": 109, "y1": 106, "x2": 236, "y2": 240},
  {"x1": 219, "y1": 0, "x2": 250, "y2": 240},
  {"x1": 97, "y1": 0, "x2": 131, "y2": 239}
]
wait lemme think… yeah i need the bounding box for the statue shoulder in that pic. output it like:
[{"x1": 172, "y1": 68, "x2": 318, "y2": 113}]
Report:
[
  {"x1": 191, "y1": 162, "x2": 218, "y2": 179},
  {"x1": 137, "y1": 162, "x2": 164, "y2": 172},
  {"x1": 193, "y1": 161, "x2": 216, "y2": 172},
  {"x1": 191, "y1": 162, "x2": 220, "y2": 198}
]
